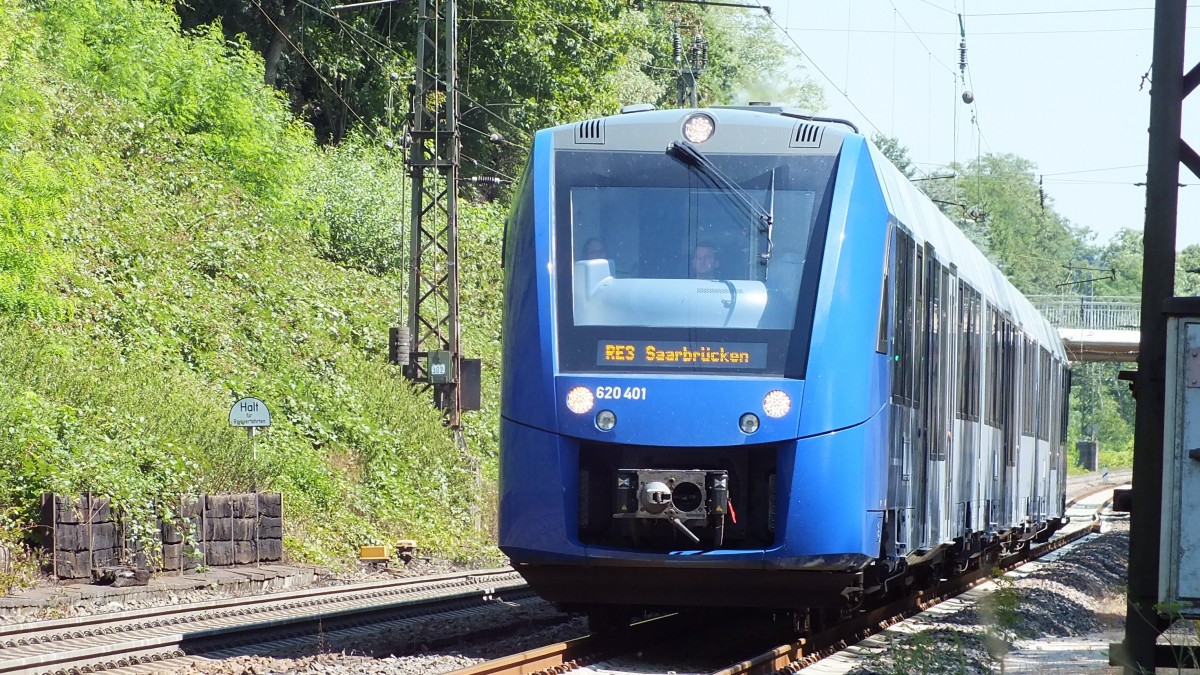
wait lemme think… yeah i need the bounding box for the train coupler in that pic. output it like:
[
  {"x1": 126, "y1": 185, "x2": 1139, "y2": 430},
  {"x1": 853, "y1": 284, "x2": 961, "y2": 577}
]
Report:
[{"x1": 612, "y1": 469, "x2": 730, "y2": 543}]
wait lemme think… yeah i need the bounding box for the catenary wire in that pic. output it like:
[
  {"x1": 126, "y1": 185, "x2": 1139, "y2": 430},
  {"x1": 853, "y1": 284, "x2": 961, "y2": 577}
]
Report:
[
  {"x1": 296, "y1": 0, "x2": 533, "y2": 144},
  {"x1": 250, "y1": 0, "x2": 372, "y2": 131},
  {"x1": 760, "y1": 0, "x2": 885, "y2": 136}
]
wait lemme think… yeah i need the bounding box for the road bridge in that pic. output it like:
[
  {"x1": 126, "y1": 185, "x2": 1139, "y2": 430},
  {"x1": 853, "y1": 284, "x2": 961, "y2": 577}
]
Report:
[{"x1": 1029, "y1": 296, "x2": 1140, "y2": 363}]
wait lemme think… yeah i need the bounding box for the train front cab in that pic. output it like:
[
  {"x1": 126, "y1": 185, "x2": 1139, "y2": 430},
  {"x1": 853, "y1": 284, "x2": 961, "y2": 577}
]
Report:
[{"x1": 499, "y1": 109, "x2": 902, "y2": 613}]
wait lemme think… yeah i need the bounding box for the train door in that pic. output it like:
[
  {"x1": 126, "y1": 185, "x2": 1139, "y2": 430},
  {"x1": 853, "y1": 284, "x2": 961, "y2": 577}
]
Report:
[
  {"x1": 1032, "y1": 345, "x2": 1041, "y2": 521},
  {"x1": 937, "y1": 264, "x2": 958, "y2": 543},
  {"x1": 1033, "y1": 348, "x2": 1050, "y2": 521},
  {"x1": 1014, "y1": 337, "x2": 1032, "y2": 526},
  {"x1": 984, "y1": 304, "x2": 1002, "y2": 535},
  {"x1": 955, "y1": 283, "x2": 982, "y2": 534},
  {"x1": 913, "y1": 244, "x2": 931, "y2": 550},
  {"x1": 1001, "y1": 320, "x2": 1020, "y2": 528},
  {"x1": 886, "y1": 229, "x2": 919, "y2": 559},
  {"x1": 919, "y1": 247, "x2": 955, "y2": 549},
  {"x1": 1055, "y1": 366, "x2": 1071, "y2": 514}
]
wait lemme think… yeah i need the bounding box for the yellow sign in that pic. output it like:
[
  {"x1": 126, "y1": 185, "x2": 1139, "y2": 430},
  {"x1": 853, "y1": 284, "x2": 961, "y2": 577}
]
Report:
[{"x1": 597, "y1": 341, "x2": 767, "y2": 369}]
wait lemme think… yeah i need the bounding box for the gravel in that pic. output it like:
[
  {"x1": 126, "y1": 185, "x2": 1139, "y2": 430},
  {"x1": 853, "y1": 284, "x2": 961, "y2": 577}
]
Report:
[
  {"x1": 1, "y1": 522, "x2": 1132, "y2": 674},
  {"x1": 2, "y1": 556, "x2": 484, "y2": 623},
  {"x1": 175, "y1": 596, "x2": 587, "y2": 675},
  {"x1": 848, "y1": 517, "x2": 1129, "y2": 675}
]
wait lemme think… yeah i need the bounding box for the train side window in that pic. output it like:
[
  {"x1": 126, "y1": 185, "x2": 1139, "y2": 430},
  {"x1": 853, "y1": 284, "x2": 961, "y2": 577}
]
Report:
[
  {"x1": 931, "y1": 262, "x2": 950, "y2": 462},
  {"x1": 990, "y1": 311, "x2": 1015, "y2": 447},
  {"x1": 957, "y1": 283, "x2": 981, "y2": 422},
  {"x1": 891, "y1": 230, "x2": 915, "y2": 405},
  {"x1": 956, "y1": 283, "x2": 967, "y2": 420},
  {"x1": 877, "y1": 228, "x2": 891, "y2": 354},
  {"x1": 1021, "y1": 337, "x2": 1036, "y2": 437},
  {"x1": 972, "y1": 288, "x2": 982, "y2": 420},
  {"x1": 985, "y1": 304, "x2": 1000, "y2": 427},
  {"x1": 914, "y1": 247, "x2": 925, "y2": 407},
  {"x1": 1060, "y1": 365, "x2": 1072, "y2": 437},
  {"x1": 1038, "y1": 348, "x2": 1052, "y2": 441}
]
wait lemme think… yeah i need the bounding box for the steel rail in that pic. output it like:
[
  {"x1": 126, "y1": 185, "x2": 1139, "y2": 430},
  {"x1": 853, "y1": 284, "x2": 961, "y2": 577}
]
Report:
[
  {"x1": 0, "y1": 567, "x2": 518, "y2": 645},
  {"x1": 714, "y1": 486, "x2": 1118, "y2": 675},
  {"x1": 448, "y1": 486, "x2": 1118, "y2": 675},
  {"x1": 0, "y1": 569, "x2": 528, "y2": 675}
]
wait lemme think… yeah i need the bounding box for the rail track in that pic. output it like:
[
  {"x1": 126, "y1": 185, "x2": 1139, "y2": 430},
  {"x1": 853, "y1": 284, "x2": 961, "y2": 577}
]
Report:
[
  {"x1": 0, "y1": 478, "x2": 1121, "y2": 674},
  {"x1": 447, "y1": 482, "x2": 1121, "y2": 675},
  {"x1": 0, "y1": 568, "x2": 528, "y2": 675}
]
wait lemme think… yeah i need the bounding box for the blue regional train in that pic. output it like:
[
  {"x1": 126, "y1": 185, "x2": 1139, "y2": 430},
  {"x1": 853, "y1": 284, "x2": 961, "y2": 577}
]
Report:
[{"x1": 498, "y1": 104, "x2": 1070, "y2": 630}]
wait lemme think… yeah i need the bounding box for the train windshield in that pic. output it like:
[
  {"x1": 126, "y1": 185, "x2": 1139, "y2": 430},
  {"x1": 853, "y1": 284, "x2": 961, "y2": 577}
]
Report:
[{"x1": 555, "y1": 149, "x2": 837, "y2": 377}]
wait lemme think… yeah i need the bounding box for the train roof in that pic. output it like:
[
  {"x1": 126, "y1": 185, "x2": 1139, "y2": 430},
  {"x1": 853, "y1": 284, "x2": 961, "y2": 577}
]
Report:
[
  {"x1": 548, "y1": 105, "x2": 854, "y2": 156},
  {"x1": 865, "y1": 141, "x2": 1066, "y2": 360}
]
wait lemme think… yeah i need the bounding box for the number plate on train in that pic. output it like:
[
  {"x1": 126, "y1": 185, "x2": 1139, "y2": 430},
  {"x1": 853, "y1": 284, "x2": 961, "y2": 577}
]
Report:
[{"x1": 594, "y1": 386, "x2": 647, "y2": 400}]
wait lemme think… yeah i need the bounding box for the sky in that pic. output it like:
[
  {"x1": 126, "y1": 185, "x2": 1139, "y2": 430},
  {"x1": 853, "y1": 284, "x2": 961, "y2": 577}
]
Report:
[{"x1": 765, "y1": 1, "x2": 1200, "y2": 250}]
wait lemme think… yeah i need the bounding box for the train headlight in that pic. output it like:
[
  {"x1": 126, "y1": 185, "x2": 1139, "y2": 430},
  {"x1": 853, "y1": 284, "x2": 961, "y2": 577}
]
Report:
[
  {"x1": 739, "y1": 413, "x2": 760, "y2": 434},
  {"x1": 682, "y1": 113, "x2": 715, "y2": 143},
  {"x1": 566, "y1": 386, "x2": 595, "y2": 414},
  {"x1": 596, "y1": 409, "x2": 617, "y2": 431},
  {"x1": 763, "y1": 390, "x2": 791, "y2": 418}
]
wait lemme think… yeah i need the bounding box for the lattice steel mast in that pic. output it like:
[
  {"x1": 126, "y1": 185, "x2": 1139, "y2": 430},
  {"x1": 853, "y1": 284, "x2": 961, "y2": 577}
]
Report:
[{"x1": 404, "y1": 0, "x2": 463, "y2": 427}]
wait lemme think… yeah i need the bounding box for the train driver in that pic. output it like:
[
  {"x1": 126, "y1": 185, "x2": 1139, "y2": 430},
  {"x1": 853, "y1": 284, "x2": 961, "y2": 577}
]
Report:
[
  {"x1": 582, "y1": 237, "x2": 607, "y2": 260},
  {"x1": 692, "y1": 242, "x2": 720, "y2": 279}
]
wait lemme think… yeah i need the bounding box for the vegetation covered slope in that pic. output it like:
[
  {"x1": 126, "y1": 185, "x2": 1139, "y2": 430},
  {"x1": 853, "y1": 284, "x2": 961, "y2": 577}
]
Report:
[
  {"x1": 1, "y1": 0, "x2": 1189, "y2": 588},
  {"x1": 0, "y1": 0, "x2": 503, "y2": 576},
  {"x1": 0, "y1": 0, "x2": 810, "y2": 586}
]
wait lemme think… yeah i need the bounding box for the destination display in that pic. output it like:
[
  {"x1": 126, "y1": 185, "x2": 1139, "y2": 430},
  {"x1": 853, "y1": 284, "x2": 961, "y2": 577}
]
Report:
[{"x1": 597, "y1": 340, "x2": 768, "y2": 369}]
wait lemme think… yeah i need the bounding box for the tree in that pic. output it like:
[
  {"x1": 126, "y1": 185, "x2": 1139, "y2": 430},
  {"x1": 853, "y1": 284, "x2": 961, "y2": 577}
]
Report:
[
  {"x1": 175, "y1": 0, "x2": 822, "y2": 177},
  {"x1": 872, "y1": 133, "x2": 915, "y2": 179},
  {"x1": 1089, "y1": 228, "x2": 1143, "y2": 297},
  {"x1": 1176, "y1": 243, "x2": 1200, "y2": 295},
  {"x1": 637, "y1": 4, "x2": 822, "y2": 110},
  {"x1": 938, "y1": 154, "x2": 1089, "y2": 296}
]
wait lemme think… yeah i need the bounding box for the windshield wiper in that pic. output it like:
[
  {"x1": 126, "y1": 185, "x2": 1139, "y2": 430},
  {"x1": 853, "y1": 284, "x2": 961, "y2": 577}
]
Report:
[{"x1": 667, "y1": 140, "x2": 774, "y2": 265}]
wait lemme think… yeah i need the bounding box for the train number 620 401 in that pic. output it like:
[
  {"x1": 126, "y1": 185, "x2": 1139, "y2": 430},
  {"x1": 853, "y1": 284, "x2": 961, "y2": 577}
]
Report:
[{"x1": 595, "y1": 386, "x2": 647, "y2": 400}]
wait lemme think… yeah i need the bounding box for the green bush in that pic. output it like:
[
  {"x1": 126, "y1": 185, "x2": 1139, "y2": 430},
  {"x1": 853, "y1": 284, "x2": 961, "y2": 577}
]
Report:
[
  {"x1": 0, "y1": 324, "x2": 204, "y2": 557},
  {"x1": 0, "y1": 2, "x2": 74, "y2": 321},
  {"x1": 308, "y1": 136, "x2": 409, "y2": 274},
  {"x1": 39, "y1": 0, "x2": 311, "y2": 202}
]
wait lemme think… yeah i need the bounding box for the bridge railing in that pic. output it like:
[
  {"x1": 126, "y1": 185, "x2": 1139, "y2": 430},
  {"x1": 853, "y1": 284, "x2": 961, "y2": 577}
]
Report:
[{"x1": 1027, "y1": 295, "x2": 1142, "y2": 331}]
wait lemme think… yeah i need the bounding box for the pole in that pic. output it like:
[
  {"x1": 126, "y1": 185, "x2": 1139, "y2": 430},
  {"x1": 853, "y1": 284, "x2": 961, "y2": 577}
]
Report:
[
  {"x1": 1120, "y1": 0, "x2": 1186, "y2": 671},
  {"x1": 406, "y1": 0, "x2": 462, "y2": 427}
]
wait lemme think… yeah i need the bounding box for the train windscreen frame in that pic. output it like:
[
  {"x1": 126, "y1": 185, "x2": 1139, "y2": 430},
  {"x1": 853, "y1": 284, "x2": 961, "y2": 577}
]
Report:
[{"x1": 554, "y1": 149, "x2": 837, "y2": 377}]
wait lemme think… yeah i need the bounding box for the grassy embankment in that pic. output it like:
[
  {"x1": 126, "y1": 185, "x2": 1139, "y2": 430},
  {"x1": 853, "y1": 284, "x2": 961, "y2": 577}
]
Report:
[{"x1": 0, "y1": 0, "x2": 504, "y2": 590}]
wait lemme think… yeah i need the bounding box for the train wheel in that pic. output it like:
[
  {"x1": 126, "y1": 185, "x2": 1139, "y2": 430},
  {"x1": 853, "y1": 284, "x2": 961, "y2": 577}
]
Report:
[
  {"x1": 773, "y1": 609, "x2": 811, "y2": 637},
  {"x1": 586, "y1": 605, "x2": 632, "y2": 634}
]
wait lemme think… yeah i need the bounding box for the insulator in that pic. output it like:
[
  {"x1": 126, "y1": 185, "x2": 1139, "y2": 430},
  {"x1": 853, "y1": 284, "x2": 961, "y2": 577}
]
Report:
[
  {"x1": 959, "y1": 40, "x2": 967, "y2": 72},
  {"x1": 699, "y1": 38, "x2": 709, "y2": 69},
  {"x1": 465, "y1": 176, "x2": 503, "y2": 185},
  {"x1": 673, "y1": 31, "x2": 682, "y2": 63},
  {"x1": 389, "y1": 326, "x2": 410, "y2": 366}
]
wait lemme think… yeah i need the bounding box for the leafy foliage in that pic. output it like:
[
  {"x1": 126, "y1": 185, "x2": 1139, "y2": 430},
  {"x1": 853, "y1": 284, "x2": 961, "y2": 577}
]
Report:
[
  {"x1": 0, "y1": 0, "x2": 499, "y2": 574},
  {"x1": 308, "y1": 135, "x2": 409, "y2": 274},
  {"x1": 41, "y1": 0, "x2": 311, "y2": 201},
  {"x1": 175, "y1": 0, "x2": 824, "y2": 188},
  {"x1": 872, "y1": 133, "x2": 916, "y2": 179},
  {"x1": 0, "y1": 1, "x2": 73, "y2": 320}
]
